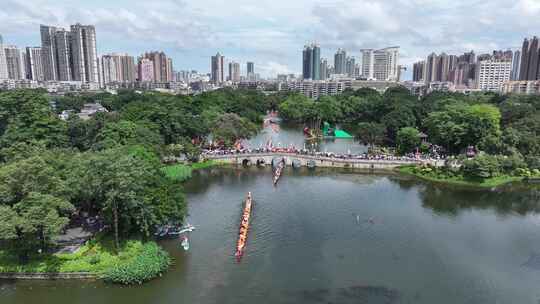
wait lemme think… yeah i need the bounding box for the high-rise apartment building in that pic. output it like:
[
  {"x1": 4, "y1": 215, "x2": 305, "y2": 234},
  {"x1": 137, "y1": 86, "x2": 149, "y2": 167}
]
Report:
[
  {"x1": 312, "y1": 44, "x2": 320, "y2": 80},
  {"x1": 247, "y1": 62, "x2": 254, "y2": 74},
  {"x1": 101, "y1": 53, "x2": 135, "y2": 84},
  {"x1": 519, "y1": 36, "x2": 540, "y2": 81},
  {"x1": 476, "y1": 54, "x2": 512, "y2": 91},
  {"x1": 54, "y1": 29, "x2": 71, "y2": 81},
  {"x1": 101, "y1": 55, "x2": 118, "y2": 84},
  {"x1": 40, "y1": 25, "x2": 58, "y2": 81},
  {"x1": 360, "y1": 49, "x2": 373, "y2": 79},
  {"x1": 303, "y1": 45, "x2": 312, "y2": 79},
  {"x1": 137, "y1": 57, "x2": 154, "y2": 82},
  {"x1": 142, "y1": 51, "x2": 170, "y2": 83},
  {"x1": 122, "y1": 55, "x2": 136, "y2": 83},
  {"x1": 320, "y1": 58, "x2": 329, "y2": 80},
  {"x1": 0, "y1": 35, "x2": 7, "y2": 79},
  {"x1": 361, "y1": 47, "x2": 399, "y2": 81},
  {"x1": 334, "y1": 49, "x2": 347, "y2": 75},
  {"x1": 412, "y1": 61, "x2": 425, "y2": 82},
  {"x1": 346, "y1": 56, "x2": 356, "y2": 77},
  {"x1": 302, "y1": 44, "x2": 321, "y2": 80},
  {"x1": 229, "y1": 61, "x2": 240, "y2": 82},
  {"x1": 166, "y1": 58, "x2": 173, "y2": 82},
  {"x1": 25, "y1": 47, "x2": 44, "y2": 81},
  {"x1": 211, "y1": 52, "x2": 224, "y2": 84},
  {"x1": 39, "y1": 23, "x2": 98, "y2": 83},
  {"x1": 422, "y1": 50, "x2": 482, "y2": 88},
  {"x1": 4, "y1": 46, "x2": 25, "y2": 80},
  {"x1": 246, "y1": 62, "x2": 255, "y2": 81},
  {"x1": 70, "y1": 24, "x2": 99, "y2": 83},
  {"x1": 424, "y1": 52, "x2": 467, "y2": 84},
  {"x1": 511, "y1": 51, "x2": 521, "y2": 80}
]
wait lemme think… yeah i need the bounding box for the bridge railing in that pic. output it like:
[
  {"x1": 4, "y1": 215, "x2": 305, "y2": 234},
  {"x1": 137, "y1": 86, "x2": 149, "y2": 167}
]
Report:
[{"x1": 203, "y1": 152, "x2": 441, "y2": 166}]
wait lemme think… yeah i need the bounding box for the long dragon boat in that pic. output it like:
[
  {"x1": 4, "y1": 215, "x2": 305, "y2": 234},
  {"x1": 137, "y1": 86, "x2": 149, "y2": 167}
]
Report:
[
  {"x1": 235, "y1": 192, "x2": 253, "y2": 260},
  {"x1": 273, "y1": 158, "x2": 285, "y2": 185}
]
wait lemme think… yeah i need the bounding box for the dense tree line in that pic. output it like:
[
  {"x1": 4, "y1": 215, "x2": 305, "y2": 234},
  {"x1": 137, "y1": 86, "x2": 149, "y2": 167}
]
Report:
[
  {"x1": 278, "y1": 87, "x2": 540, "y2": 178},
  {"x1": 279, "y1": 87, "x2": 539, "y2": 157},
  {"x1": 0, "y1": 88, "x2": 273, "y2": 260}
]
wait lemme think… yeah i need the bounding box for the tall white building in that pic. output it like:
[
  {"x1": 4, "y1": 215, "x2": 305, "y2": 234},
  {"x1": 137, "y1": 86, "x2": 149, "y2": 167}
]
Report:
[
  {"x1": 228, "y1": 61, "x2": 240, "y2": 82},
  {"x1": 511, "y1": 51, "x2": 521, "y2": 81},
  {"x1": 101, "y1": 55, "x2": 118, "y2": 84},
  {"x1": 476, "y1": 58, "x2": 512, "y2": 92},
  {"x1": 70, "y1": 24, "x2": 99, "y2": 83},
  {"x1": 40, "y1": 25, "x2": 58, "y2": 81},
  {"x1": 25, "y1": 47, "x2": 44, "y2": 81},
  {"x1": 361, "y1": 47, "x2": 400, "y2": 81},
  {"x1": 334, "y1": 49, "x2": 347, "y2": 75},
  {"x1": 320, "y1": 58, "x2": 329, "y2": 80},
  {"x1": 54, "y1": 29, "x2": 71, "y2": 81},
  {"x1": 40, "y1": 23, "x2": 98, "y2": 83},
  {"x1": 360, "y1": 49, "x2": 373, "y2": 79},
  {"x1": 0, "y1": 35, "x2": 7, "y2": 80},
  {"x1": 4, "y1": 46, "x2": 25, "y2": 80},
  {"x1": 211, "y1": 52, "x2": 224, "y2": 84},
  {"x1": 101, "y1": 53, "x2": 136, "y2": 84}
]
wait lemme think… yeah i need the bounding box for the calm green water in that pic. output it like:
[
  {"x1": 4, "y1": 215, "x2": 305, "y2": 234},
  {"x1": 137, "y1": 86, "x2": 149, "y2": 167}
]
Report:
[{"x1": 2, "y1": 167, "x2": 540, "y2": 304}]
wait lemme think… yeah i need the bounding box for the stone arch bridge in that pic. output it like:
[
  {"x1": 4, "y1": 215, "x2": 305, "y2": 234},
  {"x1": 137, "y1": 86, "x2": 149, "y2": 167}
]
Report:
[{"x1": 203, "y1": 153, "x2": 444, "y2": 170}]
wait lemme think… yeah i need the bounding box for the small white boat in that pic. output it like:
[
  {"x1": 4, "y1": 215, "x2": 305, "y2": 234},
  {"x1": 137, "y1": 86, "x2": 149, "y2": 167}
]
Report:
[{"x1": 181, "y1": 236, "x2": 190, "y2": 251}]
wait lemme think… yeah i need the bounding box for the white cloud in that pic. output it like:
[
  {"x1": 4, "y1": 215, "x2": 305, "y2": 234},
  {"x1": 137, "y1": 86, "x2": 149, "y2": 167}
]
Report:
[
  {"x1": 1, "y1": 0, "x2": 539, "y2": 77},
  {"x1": 258, "y1": 61, "x2": 295, "y2": 76}
]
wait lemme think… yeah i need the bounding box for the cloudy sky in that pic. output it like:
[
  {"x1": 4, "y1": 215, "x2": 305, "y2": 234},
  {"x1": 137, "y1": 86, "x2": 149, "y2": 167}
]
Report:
[{"x1": 2, "y1": 0, "x2": 540, "y2": 79}]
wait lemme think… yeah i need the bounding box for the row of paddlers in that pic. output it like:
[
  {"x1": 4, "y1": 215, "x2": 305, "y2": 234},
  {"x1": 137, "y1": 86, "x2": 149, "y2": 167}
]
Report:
[
  {"x1": 272, "y1": 157, "x2": 285, "y2": 185},
  {"x1": 235, "y1": 159, "x2": 285, "y2": 261},
  {"x1": 235, "y1": 192, "x2": 253, "y2": 260}
]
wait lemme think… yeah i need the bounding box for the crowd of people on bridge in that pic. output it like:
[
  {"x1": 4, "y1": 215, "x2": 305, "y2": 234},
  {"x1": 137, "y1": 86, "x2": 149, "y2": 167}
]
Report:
[{"x1": 202, "y1": 145, "x2": 446, "y2": 163}]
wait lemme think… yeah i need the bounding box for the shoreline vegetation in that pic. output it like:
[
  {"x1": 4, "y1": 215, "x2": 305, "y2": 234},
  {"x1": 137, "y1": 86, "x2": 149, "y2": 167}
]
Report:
[
  {"x1": 0, "y1": 236, "x2": 169, "y2": 284},
  {"x1": 162, "y1": 160, "x2": 227, "y2": 182},
  {"x1": 397, "y1": 165, "x2": 525, "y2": 188}
]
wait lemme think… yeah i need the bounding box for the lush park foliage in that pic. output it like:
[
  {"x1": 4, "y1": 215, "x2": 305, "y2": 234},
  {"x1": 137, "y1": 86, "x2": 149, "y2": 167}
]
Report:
[
  {"x1": 0, "y1": 88, "x2": 272, "y2": 275},
  {"x1": 0, "y1": 237, "x2": 162, "y2": 275},
  {"x1": 1, "y1": 85, "x2": 540, "y2": 276},
  {"x1": 277, "y1": 87, "x2": 540, "y2": 184},
  {"x1": 102, "y1": 242, "x2": 171, "y2": 285}
]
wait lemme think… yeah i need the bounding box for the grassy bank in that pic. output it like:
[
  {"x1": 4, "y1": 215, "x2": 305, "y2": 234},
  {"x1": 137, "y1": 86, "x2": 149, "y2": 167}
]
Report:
[
  {"x1": 162, "y1": 160, "x2": 226, "y2": 182},
  {"x1": 0, "y1": 237, "x2": 170, "y2": 284},
  {"x1": 398, "y1": 166, "x2": 524, "y2": 188}
]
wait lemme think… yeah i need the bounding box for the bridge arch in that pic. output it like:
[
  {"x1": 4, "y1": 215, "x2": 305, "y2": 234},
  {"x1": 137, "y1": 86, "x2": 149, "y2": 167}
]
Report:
[{"x1": 242, "y1": 159, "x2": 252, "y2": 167}]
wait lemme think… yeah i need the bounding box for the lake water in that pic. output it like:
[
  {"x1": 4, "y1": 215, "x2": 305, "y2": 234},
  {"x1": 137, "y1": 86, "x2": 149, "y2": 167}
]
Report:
[
  {"x1": 2, "y1": 167, "x2": 540, "y2": 304},
  {"x1": 2, "y1": 125, "x2": 540, "y2": 303}
]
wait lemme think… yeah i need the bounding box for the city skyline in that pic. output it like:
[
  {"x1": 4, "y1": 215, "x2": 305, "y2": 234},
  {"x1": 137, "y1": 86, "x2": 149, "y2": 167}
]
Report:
[{"x1": 2, "y1": 0, "x2": 538, "y2": 79}]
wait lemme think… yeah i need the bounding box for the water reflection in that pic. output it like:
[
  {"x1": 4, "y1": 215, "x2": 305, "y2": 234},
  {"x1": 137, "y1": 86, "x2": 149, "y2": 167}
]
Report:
[
  {"x1": 194, "y1": 168, "x2": 540, "y2": 217},
  {"x1": 416, "y1": 183, "x2": 540, "y2": 216}
]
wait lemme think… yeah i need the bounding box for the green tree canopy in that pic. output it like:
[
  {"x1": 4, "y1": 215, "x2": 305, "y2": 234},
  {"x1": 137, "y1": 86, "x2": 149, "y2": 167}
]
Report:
[{"x1": 396, "y1": 127, "x2": 421, "y2": 155}]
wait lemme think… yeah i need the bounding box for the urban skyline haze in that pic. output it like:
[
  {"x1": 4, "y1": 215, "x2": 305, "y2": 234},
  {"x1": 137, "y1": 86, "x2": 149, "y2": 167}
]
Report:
[{"x1": 2, "y1": 0, "x2": 540, "y2": 78}]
